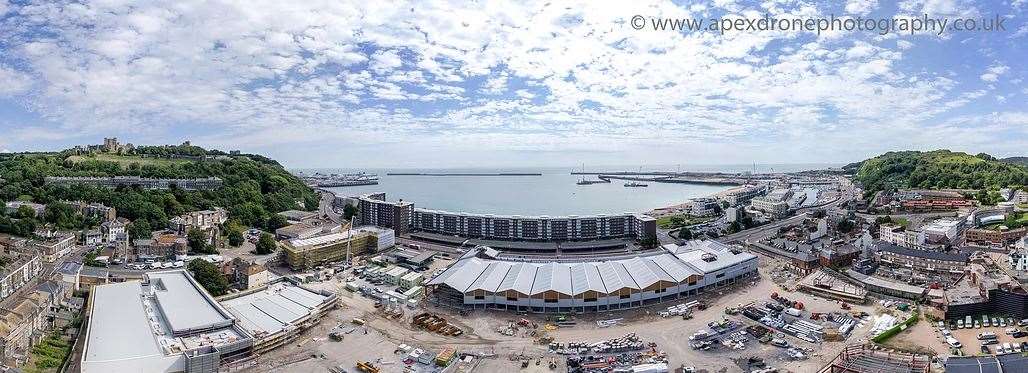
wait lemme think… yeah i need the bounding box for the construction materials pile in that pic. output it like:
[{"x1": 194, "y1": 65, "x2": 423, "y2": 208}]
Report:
[
  {"x1": 412, "y1": 312, "x2": 464, "y2": 336},
  {"x1": 561, "y1": 334, "x2": 667, "y2": 373},
  {"x1": 550, "y1": 334, "x2": 646, "y2": 355},
  {"x1": 658, "y1": 300, "x2": 703, "y2": 318}
]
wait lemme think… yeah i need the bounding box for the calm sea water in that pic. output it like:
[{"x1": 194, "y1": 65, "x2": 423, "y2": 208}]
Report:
[{"x1": 301, "y1": 164, "x2": 836, "y2": 216}]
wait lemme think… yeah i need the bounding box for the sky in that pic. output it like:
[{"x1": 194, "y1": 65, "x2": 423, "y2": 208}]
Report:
[{"x1": 0, "y1": 0, "x2": 1025, "y2": 169}]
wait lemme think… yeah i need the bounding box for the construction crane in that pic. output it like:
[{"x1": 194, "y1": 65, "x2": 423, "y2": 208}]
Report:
[{"x1": 345, "y1": 216, "x2": 355, "y2": 265}]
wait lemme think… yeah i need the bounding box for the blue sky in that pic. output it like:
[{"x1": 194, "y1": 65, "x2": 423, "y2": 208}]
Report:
[{"x1": 0, "y1": 0, "x2": 1025, "y2": 168}]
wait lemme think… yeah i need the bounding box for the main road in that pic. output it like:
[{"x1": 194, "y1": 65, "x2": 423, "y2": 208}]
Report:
[{"x1": 717, "y1": 178, "x2": 858, "y2": 244}]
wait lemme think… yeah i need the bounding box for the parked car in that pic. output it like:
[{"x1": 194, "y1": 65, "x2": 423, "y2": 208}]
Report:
[
  {"x1": 981, "y1": 345, "x2": 991, "y2": 354},
  {"x1": 1014, "y1": 331, "x2": 1028, "y2": 338},
  {"x1": 979, "y1": 332, "x2": 998, "y2": 340},
  {"x1": 946, "y1": 337, "x2": 962, "y2": 348},
  {"x1": 983, "y1": 339, "x2": 999, "y2": 345},
  {"x1": 173, "y1": 261, "x2": 185, "y2": 268}
]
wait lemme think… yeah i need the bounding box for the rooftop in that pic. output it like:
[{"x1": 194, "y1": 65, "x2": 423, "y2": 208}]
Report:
[
  {"x1": 84, "y1": 282, "x2": 163, "y2": 364},
  {"x1": 428, "y1": 240, "x2": 755, "y2": 296},
  {"x1": 221, "y1": 281, "x2": 334, "y2": 337},
  {"x1": 876, "y1": 241, "x2": 970, "y2": 263},
  {"x1": 147, "y1": 271, "x2": 234, "y2": 334},
  {"x1": 82, "y1": 271, "x2": 251, "y2": 373}
]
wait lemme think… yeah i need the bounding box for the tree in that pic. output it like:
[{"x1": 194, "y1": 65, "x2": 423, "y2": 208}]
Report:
[
  {"x1": 227, "y1": 228, "x2": 244, "y2": 246},
  {"x1": 128, "y1": 220, "x2": 152, "y2": 241},
  {"x1": 188, "y1": 260, "x2": 229, "y2": 296},
  {"x1": 727, "y1": 221, "x2": 742, "y2": 234},
  {"x1": 837, "y1": 219, "x2": 855, "y2": 233},
  {"x1": 343, "y1": 204, "x2": 358, "y2": 221},
  {"x1": 678, "y1": 228, "x2": 693, "y2": 240},
  {"x1": 266, "y1": 214, "x2": 288, "y2": 230},
  {"x1": 187, "y1": 227, "x2": 214, "y2": 254},
  {"x1": 16, "y1": 205, "x2": 36, "y2": 219},
  {"x1": 639, "y1": 237, "x2": 659, "y2": 249},
  {"x1": 255, "y1": 232, "x2": 277, "y2": 255}
]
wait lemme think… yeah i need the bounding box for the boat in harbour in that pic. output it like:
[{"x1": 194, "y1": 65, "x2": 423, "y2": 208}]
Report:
[
  {"x1": 623, "y1": 182, "x2": 648, "y2": 187},
  {"x1": 576, "y1": 177, "x2": 608, "y2": 185}
]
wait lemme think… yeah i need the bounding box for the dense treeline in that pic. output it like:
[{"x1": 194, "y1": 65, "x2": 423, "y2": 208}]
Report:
[
  {"x1": 0, "y1": 148, "x2": 317, "y2": 235},
  {"x1": 853, "y1": 150, "x2": 1028, "y2": 197}
]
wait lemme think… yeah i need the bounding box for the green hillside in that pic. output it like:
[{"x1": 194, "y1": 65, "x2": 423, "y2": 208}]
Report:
[
  {"x1": 853, "y1": 150, "x2": 1028, "y2": 196},
  {"x1": 1001, "y1": 157, "x2": 1028, "y2": 167},
  {"x1": 0, "y1": 146, "x2": 317, "y2": 237}
]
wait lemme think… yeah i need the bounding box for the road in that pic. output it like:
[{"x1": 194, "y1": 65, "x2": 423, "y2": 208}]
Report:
[
  {"x1": 317, "y1": 188, "x2": 342, "y2": 224},
  {"x1": 717, "y1": 178, "x2": 857, "y2": 244}
]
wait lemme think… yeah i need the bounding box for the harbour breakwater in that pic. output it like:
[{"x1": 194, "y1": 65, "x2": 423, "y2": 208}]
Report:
[{"x1": 386, "y1": 172, "x2": 542, "y2": 176}]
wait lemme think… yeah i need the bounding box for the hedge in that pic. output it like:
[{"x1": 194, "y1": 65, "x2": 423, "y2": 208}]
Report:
[{"x1": 872, "y1": 313, "x2": 920, "y2": 344}]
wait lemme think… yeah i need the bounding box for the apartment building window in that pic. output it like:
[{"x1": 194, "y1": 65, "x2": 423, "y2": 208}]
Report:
[
  {"x1": 474, "y1": 295, "x2": 485, "y2": 300},
  {"x1": 506, "y1": 296, "x2": 517, "y2": 302},
  {"x1": 620, "y1": 294, "x2": 630, "y2": 299},
  {"x1": 584, "y1": 297, "x2": 597, "y2": 302},
  {"x1": 716, "y1": 273, "x2": 725, "y2": 279},
  {"x1": 544, "y1": 298, "x2": 557, "y2": 303}
]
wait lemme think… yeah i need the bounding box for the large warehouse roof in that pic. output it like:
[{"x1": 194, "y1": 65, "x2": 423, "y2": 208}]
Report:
[
  {"x1": 148, "y1": 271, "x2": 234, "y2": 334},
  {"x1": 222, "y1": 282, "x2": 333, "y2": 336},
  {"x1": 428, "y1": 240, "x2": 755, "y2": 296},
  {"x1": 84, "y1": 281, "x2": 163, "y2": 363}
]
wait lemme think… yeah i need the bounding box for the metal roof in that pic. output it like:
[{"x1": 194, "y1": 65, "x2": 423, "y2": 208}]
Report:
[
  {"x1": 428, "y1": 241, "x2": 754, "y2": 297},
  {"x1": 148, "y1": 271, "x2": 233, "y2": 334},
  {"x1": 222, "y1": 282, "x2": 331, "y2": 336}
]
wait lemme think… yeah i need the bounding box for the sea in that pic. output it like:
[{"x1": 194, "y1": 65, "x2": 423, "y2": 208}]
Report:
[{"x1": 300, "y1": 164, "x2": 837, "y2": 216}]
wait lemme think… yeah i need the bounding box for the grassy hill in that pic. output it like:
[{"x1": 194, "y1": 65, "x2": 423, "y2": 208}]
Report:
[
  {"x1": 853, "y1": 150, "x2": 1028, "y2": 196},
  {"x1": 0, "y1": 146, "x2": 317, "y2": 236},
  {"x1": 66, "y1": 153, "x2": 192, "y2": 168}
]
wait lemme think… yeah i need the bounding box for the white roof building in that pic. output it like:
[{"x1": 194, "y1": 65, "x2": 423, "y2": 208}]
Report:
[{"x1": 427, "y1": 240, "x2": 757, "y2": 312}]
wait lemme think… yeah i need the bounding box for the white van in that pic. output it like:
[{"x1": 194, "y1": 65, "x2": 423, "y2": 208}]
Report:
[{"x1": 946, "y1": 337, "x2": 962, "y2": 348}]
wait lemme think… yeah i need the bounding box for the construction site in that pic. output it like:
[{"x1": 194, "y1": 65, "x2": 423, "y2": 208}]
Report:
[{"x1": 222, "y1": 246, "x2": 941, "y2": 373}]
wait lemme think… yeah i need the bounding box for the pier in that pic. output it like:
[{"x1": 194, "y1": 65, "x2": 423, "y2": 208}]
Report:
[
  {"x1": 594, "y1": 174, "x2": 745, "y2": 186},
  {"x1": 386, "y1": 172, "x2": 542, "y2": 176}
]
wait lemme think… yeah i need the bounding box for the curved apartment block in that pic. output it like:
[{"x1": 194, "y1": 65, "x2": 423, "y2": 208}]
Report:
[
  {"x1": 413, "y1": 208, "x2": 657, "y2": 242},
  {"x1": 426, "y1": 240, "x2": 757, "y2": 313}
]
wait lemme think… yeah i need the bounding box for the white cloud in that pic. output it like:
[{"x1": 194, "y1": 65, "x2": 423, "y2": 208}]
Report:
[
  {"x1": 0, "y1": 0, "x2": 1018, "y2": 166},
  {"x1": 845, "y1": 0, "x2": 878, "y2": 15},
  {"x1": 980, "y1": 63, "x2": 1009, "y2": 82},
  {"x1": 0, "y1": 65, "x2": 32, "y2": 97}
]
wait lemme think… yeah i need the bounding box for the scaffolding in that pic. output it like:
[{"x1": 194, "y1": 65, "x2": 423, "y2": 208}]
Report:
[{"x1": 821, "y1": 344, "x2": 930, "y2": 373}]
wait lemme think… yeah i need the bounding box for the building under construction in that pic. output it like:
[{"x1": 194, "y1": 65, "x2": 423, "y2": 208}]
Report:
[
  {"x1": 797, "y1": 270, "x2": 868, "y2": 303},
  {"x1": 281, "y1": 230, "x2": 377, "y2": 270},
  {"x1": 820, "y1": 344, "x2": 929, "y2": 373}
]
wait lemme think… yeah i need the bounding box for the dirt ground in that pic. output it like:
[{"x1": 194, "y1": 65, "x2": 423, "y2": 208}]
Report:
[{"x1": 239, "y1": 255, "x2": 882, "y2": 373}]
